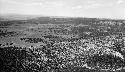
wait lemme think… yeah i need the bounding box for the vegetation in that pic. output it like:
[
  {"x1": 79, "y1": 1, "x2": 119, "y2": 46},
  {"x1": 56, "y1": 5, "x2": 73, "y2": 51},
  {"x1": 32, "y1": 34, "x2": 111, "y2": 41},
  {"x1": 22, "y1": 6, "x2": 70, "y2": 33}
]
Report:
[{"x1": 0, "y1": 17, "x2": 125, "y2": 72}]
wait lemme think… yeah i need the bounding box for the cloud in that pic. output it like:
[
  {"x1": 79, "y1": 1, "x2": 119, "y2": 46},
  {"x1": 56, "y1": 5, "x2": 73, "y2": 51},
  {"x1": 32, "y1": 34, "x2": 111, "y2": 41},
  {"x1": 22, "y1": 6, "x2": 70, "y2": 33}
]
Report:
[
  {"x1": 1, "y1": 0, "x2": 45, "y2": 6},
  {"x1": 117, "y1": 0, "x2": 125, "y2": 4},
  {"x1": 45, "y1": 1, "x2": 65, "y2": 7},
  {"x1": 84, "y1": 3, "x2": 103, "y2": 9},
  {"x1": 83, "y1": 0, "x2": 114, "y2": 9},
  {"x1": 6, "y1": 0, "x2": 45, "y2": 3},
  {"x1": 71, "y1": 0, "x2": 102, "y2": 9},
  {"x1": 71, "y1": 4, "x2": 102, "y2": 10},
  {"x1": 72, "y1": 5, "x2": 83, "y2": 9},
  {"x1": 82, "y1": 0, "x2": 103, "y2": 9},
  {"x1": 87, "y1": 0, "x2": 97, "y2": 4}
]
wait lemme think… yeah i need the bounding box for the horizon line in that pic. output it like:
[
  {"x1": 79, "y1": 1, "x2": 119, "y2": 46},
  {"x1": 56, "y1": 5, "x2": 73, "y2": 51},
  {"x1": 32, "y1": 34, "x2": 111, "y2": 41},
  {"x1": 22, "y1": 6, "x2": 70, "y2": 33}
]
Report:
[{"x1": 0, "y1": 13, "x2": 125, "y2": 20}]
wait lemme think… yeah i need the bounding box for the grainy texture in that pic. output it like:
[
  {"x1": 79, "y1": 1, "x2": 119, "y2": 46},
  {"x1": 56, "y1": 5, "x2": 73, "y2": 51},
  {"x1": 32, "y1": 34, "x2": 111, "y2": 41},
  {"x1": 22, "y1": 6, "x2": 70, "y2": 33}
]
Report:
[{"x1": 0, "y1": 17, "x2": 125, "y2": 72}]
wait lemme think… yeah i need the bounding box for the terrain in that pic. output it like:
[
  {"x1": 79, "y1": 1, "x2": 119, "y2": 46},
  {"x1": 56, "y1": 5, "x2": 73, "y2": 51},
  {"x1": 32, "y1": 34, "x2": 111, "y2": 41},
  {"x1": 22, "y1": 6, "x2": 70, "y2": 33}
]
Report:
[{"x1": 0, "y1": 15, "x2": 125, "y2": 72}]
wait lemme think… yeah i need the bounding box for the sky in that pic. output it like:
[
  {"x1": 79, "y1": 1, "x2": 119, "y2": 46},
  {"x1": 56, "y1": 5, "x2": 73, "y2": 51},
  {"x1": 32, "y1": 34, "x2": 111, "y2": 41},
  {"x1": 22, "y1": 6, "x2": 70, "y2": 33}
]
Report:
[{"x1": 0, "y1": 0, "x2": 125, "y2": 19}]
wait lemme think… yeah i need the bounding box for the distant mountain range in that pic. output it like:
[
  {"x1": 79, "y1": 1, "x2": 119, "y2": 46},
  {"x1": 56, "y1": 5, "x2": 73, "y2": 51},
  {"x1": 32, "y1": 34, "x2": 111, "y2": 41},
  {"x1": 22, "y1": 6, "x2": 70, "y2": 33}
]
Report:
[
  {"x1": 0, "y1": 14, "x2": 124, "y2": 22},
  {"x1": 0, "y1": 14, "x2": 44, "y2": 21}
]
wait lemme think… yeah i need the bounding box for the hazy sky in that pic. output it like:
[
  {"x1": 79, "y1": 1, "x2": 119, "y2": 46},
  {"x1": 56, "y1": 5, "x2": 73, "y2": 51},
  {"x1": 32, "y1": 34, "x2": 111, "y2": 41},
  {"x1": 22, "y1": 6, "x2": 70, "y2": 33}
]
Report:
[{"x1": 0, "y1": 0, "x2": 125, "y2": 19}]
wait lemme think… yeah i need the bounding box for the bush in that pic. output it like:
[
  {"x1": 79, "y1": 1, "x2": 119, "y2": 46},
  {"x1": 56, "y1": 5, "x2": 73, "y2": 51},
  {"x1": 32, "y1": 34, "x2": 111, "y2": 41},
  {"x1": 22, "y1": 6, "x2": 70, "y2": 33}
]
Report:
[{"x1": 86, "y1": 54, "x2": 125, "y2": 70}]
